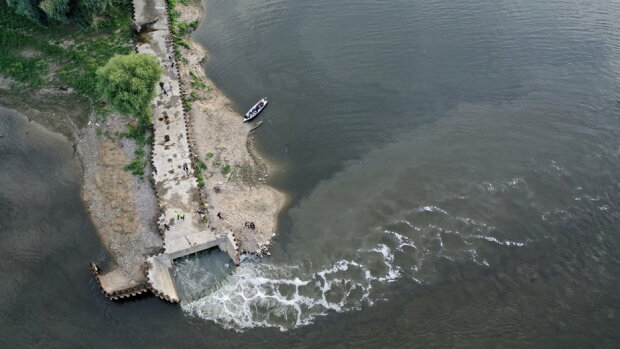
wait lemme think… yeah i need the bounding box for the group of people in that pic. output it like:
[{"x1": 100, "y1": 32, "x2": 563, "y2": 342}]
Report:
[{"x1": 159, "y1": 210, "x2": 259, "y2": 234}]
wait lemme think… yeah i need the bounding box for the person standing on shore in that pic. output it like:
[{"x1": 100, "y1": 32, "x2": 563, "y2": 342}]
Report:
[{"x1": 159, "y1": 81, "x2": 168, "y2": 96}]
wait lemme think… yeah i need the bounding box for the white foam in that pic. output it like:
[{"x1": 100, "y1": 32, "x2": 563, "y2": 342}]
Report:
[
  {"x1": 507, "y1": 177, "x2": 525, "y2": 187},
  {"x1": 182, "y1": 245, "x2": 403, "y2": 331},
  {"x1": 470, "y1": 234, "x2": 526, "y2": 247},
  {"x1": 541, "y1": 209, "x2": 570, "y2": 221},
  {"x1": 369, "y1": 244, "x2": 401, "y2": 282},
  {"x1": 182, "y1": 209, "x2": 531, "y2": 331},
  {"x1": 384, "y1": 229, "x2": 417, "y2": 251},
  {"x1": 416, "y1": 205, "x2": 448, "y2": 215}
]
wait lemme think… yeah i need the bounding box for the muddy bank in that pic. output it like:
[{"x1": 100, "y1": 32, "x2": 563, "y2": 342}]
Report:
[
  {"x1": 176, "y1": 0, "x2": 287, "y2": 254},
  {"x1": 0, "y1": 78, "x2": 90, "y2": 139},
  {"x1": 1, "y1": 69, "x2": 162, "y2": 291}
]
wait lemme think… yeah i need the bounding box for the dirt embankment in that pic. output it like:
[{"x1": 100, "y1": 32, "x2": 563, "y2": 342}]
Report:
[{"x1": 176, "y1": 0, "x2": 287, "y2": 254}]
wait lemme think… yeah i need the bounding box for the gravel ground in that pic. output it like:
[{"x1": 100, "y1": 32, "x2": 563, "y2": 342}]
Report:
[{"x1": 77, "y1": 113, "x2": 163, "y2": 289}]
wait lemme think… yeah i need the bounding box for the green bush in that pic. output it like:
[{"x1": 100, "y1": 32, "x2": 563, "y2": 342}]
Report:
[
  {"x1": 124, "y1": 158, "x2": 146, "y2": 175},
  {"x1": 175, "y1": 39, "x2": 190, "y2": 49},
  {"x1": 123, "y1": 143, "x2": 149, "y2": 176},
  {"x1": 193, "y1": 158, "x2": 206, "y2": 187},
  {"x1": 96, "y1": 53, "x2": 163, "y2": 117},
  {"x1": 189, "y1": 71, "x2": 207, "y2": 89},
  {"x1": 188, "y1": 20, "x2": 199, "y2": 30},
  {"x1": 194, "y1": 157, "x2": 207, "y2": 170},
  {"x1": 221, "y1": 164, "x2": 231, "y2": 175}
]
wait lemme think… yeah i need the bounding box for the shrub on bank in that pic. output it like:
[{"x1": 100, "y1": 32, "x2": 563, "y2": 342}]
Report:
[
  {"x1": 96, "y1": 53, "x2": 163, "y2": 117},
  {"x1": 96, "y1": 53, "x2": 162, "y2": 178}
]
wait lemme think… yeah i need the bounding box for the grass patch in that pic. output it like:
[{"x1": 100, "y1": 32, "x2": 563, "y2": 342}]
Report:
[
  {"x1": 124, "y1": 158, "x2": 147, "y2": 176},
  {"x1": 194, "y1": 157, "x2": 206, "y2": 187},
  {"x1": 0, "y1": 0, "x2": 133, "y2": 104},
  {"x1": 182, "y1": 95, "x2": 192, "y2": 111},
  {"x1": 0, "y1": 1, "x2": 150, "y2": 177},
  {"x1": 195, "y1": 171, "x2": 205, "y2": 187},
  {"x1": 190, "y1": 71, "x2": 207, "y2": 89},
  {"x1": 123, "y1": 116, "x2": 152, "y2": 146},
  {"x1": 221, "y1": 164, "x2": 231, "y2": 175},
  {"x1": 190, "y1": 90, "x2": 199, "y2": 100},
  {"x1": 122, "y1": 114, "x2": 153, "y2": 177},
  {"x1": 195, "y1": 157, "x2": 207, "y2": 170},
  {"x1": 167, "y1": 1, "x2": 193, "y2": 53},
  {"x1": 123, "y1": 145, "x2": 148, "y2": 176},
  {"x1": 206, "y1": 152, "x2": 214, "y2": 159}
]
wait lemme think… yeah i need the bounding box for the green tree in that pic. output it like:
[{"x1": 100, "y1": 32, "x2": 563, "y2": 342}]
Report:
[
  {"x1": 96, "y1": 53, "x2": 163, "y2": 117},
  {"x1": 5, "y1": 0, "x2": 112, "y2": 26}
]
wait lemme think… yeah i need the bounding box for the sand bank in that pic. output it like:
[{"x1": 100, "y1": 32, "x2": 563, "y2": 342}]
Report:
[{"x1": 176, "y1": 0, "x2": 287, "y2": 254}]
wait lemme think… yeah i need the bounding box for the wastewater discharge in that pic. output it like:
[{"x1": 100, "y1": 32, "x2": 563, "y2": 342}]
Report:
[
  {"x1": 181, "y1": 204, "x2": 531, "y2": 332},
  {"x1": 180, "y1": 103, "x2": 601, "y2": 331}
]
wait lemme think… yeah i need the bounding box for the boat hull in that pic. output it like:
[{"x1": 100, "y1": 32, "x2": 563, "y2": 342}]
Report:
[{"x1": 244, "y1": 98, "x2": 268, "y2": 122}]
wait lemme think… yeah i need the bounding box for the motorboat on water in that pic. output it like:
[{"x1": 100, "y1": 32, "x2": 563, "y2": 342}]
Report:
[{"x1": 244, "y1": 98, "x2": 268, "y2": 122}]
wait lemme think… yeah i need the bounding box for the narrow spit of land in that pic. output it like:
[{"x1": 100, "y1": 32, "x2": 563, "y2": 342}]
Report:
[
  {"x1": 94, "y1": 0, "x2": 286, "y2": 303},
  {"x1": 94, "y1": 0, "x2": 239, "y2": 303},
  {"x1": 1, "y1": 0, "x2": 285, "y2": 303}
]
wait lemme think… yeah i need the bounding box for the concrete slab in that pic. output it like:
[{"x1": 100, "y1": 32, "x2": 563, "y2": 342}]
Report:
[
  {"x1": 146, "y1": 254, "x2": 179, "y2": 302},
  {"x1": 134, "y1": 0, "x2": 240, "y2": 302}
]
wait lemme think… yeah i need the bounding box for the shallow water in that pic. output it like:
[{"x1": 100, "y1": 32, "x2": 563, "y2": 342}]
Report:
[{"x1": 2, "y1": 0, "x2": 620, "y2": 346}]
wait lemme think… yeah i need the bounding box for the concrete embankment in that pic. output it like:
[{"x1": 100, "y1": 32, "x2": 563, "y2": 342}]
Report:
[{"x1": 92, "y1": 0, "x2": 240, "y2": 303}]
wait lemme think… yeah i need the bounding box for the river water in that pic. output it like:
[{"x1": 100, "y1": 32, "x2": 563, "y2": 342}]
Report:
[{"x1": 2, "y1": 0, "x2": 620, "y2": 346}]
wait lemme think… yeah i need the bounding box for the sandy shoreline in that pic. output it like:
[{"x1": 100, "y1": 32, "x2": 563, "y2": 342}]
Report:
[
  {"x1": 177, "y1": 0, "x2": 287, "y2": 255},
  {"x1": 0, "y1": 0, "x2": 286, "y2": 295}
]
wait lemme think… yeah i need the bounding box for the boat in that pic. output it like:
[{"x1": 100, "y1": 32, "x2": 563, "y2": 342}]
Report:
[{"x1": 243, "y1": 98, "x2": 268, "y2": 122}]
